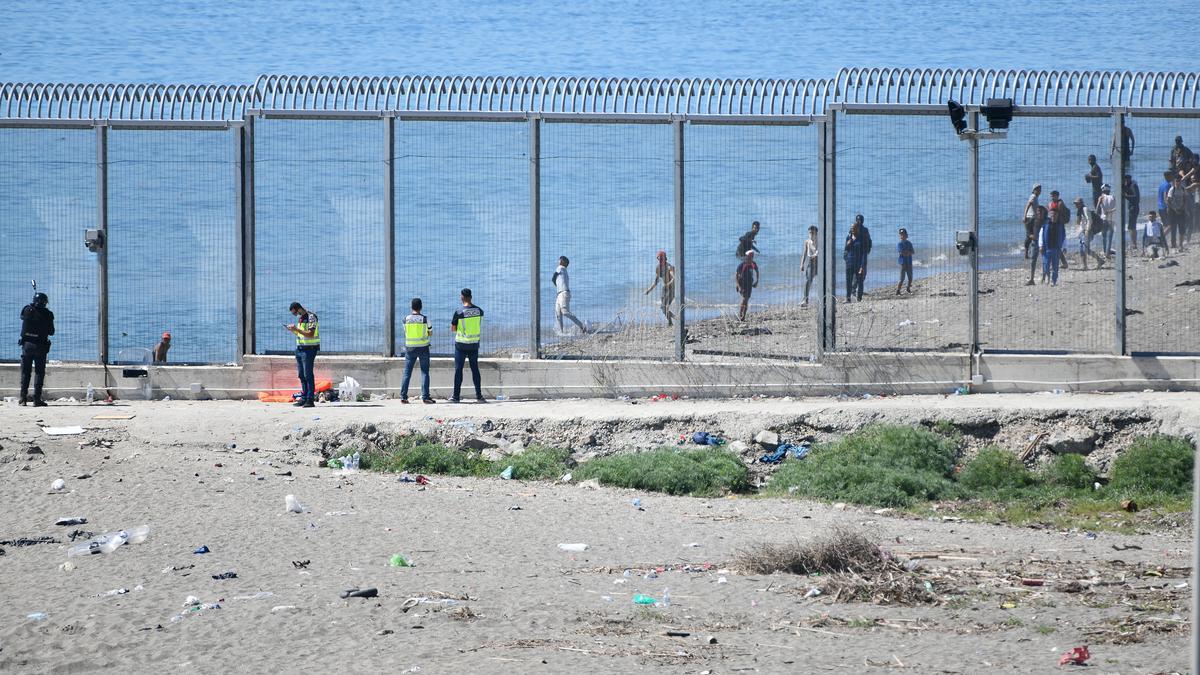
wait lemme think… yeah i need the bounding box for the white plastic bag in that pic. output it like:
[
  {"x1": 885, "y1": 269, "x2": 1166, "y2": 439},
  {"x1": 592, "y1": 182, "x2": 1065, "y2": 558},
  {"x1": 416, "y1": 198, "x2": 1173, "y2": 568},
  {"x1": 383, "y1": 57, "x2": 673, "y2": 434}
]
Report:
[{"x1": 337, "y1": 376, "x2": 362, "y2": 403}]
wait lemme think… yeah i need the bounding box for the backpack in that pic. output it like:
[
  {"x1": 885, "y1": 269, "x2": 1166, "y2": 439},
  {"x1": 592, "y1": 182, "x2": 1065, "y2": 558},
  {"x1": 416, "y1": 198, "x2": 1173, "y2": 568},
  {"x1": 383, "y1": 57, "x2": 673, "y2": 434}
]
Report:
[{"x1": 1168, "y1": 186, "x2": 1187, "y2": 213}]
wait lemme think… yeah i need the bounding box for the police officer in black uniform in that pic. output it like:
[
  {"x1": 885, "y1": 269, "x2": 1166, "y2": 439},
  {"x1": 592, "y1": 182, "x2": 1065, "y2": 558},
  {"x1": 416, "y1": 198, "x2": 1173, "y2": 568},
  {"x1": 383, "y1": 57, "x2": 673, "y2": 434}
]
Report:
[{"x1": 18, "y1": 293, "x2": 54, "y2": 406}]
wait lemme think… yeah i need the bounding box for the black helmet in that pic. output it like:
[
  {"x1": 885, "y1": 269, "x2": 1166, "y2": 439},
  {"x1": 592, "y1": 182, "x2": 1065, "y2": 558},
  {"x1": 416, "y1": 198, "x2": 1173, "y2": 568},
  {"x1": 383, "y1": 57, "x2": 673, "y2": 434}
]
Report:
[{"x1": 33, "y1": 293, "x2": 48, "y2": 307}]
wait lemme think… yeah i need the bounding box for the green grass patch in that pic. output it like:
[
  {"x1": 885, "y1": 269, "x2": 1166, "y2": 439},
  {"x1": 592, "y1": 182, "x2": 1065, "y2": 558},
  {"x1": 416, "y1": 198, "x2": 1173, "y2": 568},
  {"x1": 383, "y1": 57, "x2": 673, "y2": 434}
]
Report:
[
  {"x1": 574, "y1": 447, "x2": 750, "y2": 497},
  {"x1": 362, "y1": 435, "x2": 494, "y2": 477},
  {"x1": 766, "y1": 425, "x2": 960, "y2": 507},
  {"x1": 1107, "y1": 435, "x2": 1194, "y2": 497},
  {"x1": 1040, "y1": 454, "x2": 1097, "y2": 490},
  {"x1": 503, "y1": 444, "x2": 573, "y2": 480},
  {"x1": 958, "y1": 447, "x2": 1035, "y2": 493}
]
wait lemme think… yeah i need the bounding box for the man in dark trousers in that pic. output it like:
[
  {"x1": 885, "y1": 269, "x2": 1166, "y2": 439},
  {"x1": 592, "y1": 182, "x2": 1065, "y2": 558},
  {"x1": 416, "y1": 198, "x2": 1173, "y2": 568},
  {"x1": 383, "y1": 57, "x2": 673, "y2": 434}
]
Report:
[
  {"x1": 735, "y1": 250, "x2": 759, "y2": 321},
  {"x1": 401, "y1": 297, "x2": 434, "y2": 404},
  {"x1": 450, "y1": 288, "x2": 485, "y2": 403},
  {"x1": 285, "y1": 302, "x2": 319, "y2": 408},
  {"x1": 736, "y1": 220, "x2": 761, "y2": 259},
  {"x1": 18, "y1": 292, "x2": 54, "y2": 406},
  {"x1": 851, "y1": 214, "x2": 873, "y2": 297}
]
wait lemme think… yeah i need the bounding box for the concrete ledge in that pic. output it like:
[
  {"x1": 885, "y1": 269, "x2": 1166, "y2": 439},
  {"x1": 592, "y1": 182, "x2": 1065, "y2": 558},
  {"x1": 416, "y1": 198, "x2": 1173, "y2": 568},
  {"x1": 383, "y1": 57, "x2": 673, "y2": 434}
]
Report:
[{"x1": 2, "y1": 352, "x2": 1197, "y2": 400}]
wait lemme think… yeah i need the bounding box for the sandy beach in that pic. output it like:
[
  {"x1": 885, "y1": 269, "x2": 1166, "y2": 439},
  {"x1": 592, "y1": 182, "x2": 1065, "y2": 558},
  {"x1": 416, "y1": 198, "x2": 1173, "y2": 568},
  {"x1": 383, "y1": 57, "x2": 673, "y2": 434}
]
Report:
[
  {"x1": 540, "y1": 245, "x2": 1199, "y2": 360},
  {"x1": 0, "y1": 393, "x2": 1194, "y2": 673}
]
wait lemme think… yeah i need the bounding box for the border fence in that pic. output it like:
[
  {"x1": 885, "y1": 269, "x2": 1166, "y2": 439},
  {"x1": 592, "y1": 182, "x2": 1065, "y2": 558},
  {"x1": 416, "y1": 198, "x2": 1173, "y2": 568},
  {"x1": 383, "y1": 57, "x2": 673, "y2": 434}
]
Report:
[{"x1": 3, "y1": 69, "x2": 1199, "y2": 364}]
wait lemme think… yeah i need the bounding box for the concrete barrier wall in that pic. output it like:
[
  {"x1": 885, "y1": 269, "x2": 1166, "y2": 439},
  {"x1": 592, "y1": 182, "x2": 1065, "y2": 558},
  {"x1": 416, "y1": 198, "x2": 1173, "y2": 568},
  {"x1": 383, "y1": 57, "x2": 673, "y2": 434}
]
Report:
[{"x1": 2, "y1": 352, "x2": 1198, "y2": 401}]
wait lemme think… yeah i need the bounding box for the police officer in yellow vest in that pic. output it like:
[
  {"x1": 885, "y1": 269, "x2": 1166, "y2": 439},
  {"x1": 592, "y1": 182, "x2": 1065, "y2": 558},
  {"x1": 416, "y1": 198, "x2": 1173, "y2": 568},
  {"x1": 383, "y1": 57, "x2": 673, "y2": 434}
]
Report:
[
  {"x1": 401, "y1": 297, "x2": 434, "y2": 404},
  {"x1": 286, "y1": 301, "x2": 319, "y2": 408},
  {"x1": 450, "y1": 288, "x2": 485, "y2": 403}
]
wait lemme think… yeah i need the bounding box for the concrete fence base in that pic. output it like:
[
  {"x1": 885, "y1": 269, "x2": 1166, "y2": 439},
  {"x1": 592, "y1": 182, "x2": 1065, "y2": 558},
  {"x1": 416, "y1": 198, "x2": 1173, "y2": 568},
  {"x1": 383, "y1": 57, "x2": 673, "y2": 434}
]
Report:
[{"x1": 2, "y1": 352, "x2": 1198, "y2": 401}]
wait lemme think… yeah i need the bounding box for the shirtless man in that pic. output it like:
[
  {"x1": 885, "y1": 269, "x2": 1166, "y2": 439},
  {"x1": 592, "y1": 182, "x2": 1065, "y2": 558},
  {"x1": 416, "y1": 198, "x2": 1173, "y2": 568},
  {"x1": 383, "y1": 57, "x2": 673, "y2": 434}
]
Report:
[{"x1": 643, "y1": 250, "x2": 676, "y2": 325}]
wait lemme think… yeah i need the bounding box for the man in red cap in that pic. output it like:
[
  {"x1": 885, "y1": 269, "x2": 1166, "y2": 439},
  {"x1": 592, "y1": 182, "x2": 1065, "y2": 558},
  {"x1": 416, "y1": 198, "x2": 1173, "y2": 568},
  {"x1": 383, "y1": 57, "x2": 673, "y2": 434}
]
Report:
[{"x1": 152, "y1": 332, "x2": 171, "y2": 363}]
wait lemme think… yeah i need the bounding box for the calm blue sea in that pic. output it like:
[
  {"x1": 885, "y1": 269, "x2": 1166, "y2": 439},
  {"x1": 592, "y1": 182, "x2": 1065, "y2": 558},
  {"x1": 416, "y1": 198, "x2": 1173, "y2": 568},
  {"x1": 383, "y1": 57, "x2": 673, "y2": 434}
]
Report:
[{"x1": 2, "y1": 1, "x2": 1197, "y2": 361}]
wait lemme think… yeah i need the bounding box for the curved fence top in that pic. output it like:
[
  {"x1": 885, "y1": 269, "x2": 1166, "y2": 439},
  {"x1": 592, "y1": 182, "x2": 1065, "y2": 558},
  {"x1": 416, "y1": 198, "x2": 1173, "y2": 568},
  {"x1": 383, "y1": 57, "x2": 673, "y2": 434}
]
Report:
[
  {"x1": 2, "y1": 69, "x2": 1199, "y2": 121},
  {"x1": 833, "y1": 67, "x2": 1200, "y2": 109}
]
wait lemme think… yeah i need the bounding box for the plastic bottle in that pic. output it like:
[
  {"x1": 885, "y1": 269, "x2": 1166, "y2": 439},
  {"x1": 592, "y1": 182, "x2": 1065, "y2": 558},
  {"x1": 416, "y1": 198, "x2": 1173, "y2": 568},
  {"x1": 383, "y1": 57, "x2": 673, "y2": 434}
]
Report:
[
  {"x1": 285, "y1": 495, "x2": 304, "y2": 513},
  {"x1": 85, "y1": 383, "x2": 94, "y2": 404},
  {"x1": 99, "y1": 530, "x2": 129, "y2": 554},
  {"x1": 661, "y1": 588, "x2": 671, "y2": 607},
  {"x1": 557, "y1": 543, "x2": 589, "y2": 552}
]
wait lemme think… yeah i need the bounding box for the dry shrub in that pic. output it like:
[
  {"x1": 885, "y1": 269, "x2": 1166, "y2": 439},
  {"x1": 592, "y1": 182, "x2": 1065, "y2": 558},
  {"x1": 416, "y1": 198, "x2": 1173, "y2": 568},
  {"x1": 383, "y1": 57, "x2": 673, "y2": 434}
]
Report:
[{"x1": 735, "y1": 526, "x2": 891, "y2": 576}]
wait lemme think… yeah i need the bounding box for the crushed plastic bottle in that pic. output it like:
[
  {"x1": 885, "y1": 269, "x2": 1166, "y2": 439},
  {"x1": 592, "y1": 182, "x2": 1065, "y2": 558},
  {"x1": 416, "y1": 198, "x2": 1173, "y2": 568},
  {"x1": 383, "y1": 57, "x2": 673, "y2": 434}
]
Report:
[
  {"x1": 285, "y1": 494, "x2": 305, "y2": 513},
  {"x1": 85, "y1": 383, "x2": 94, "y2": 404},
  {"x1": 661, "y1": 588, "x2": 671, "y2": 607},
  {"x1": 500, "y1": 465, "x2": 514, "y2": 480},
  {"x1": 557, "y1": 543, "x2": 589, "y2": 552}
]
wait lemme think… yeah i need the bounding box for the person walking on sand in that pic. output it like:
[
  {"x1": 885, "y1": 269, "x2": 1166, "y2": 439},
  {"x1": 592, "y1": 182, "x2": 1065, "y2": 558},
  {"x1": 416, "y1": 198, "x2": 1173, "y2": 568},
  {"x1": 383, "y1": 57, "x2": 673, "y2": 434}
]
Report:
[
  {"x1": 1072, "y1": 198, "x2": 1105, "y2": 270},
  {"x1": 1025, "y1": 202, "x2": 1046, "y2": 286},
  {"x1": 1023, "y1": 184, "x2": 1042, "y2": 259},
  {"x1": 450, "y1": 288, "x2": 485, "y2": 403},
  {"x1": 895, "y1": 228, "x2": 914, "y2": 295},
  {"x1": 1123, "y1": 174, "x2": 1140, "y2": 252},
  {"x1": 1084, "y1": 154, "x2": 1103, "y2": 208},
  {"x1": 1170, "y1": 136, "x2": 1195, "y2": 171},
  {"x1": 844, "y1": 221, "x2": 868, "y2": 302},
  {"x1": 1040, "y1": 205, "x2": 1066, "y2": 286},
  {"x1": 735, "y1": 250, "x2": 759, "y2": 321},
  {"x1": 853, "y1": 214, "x2": 873, "y2": 293},
  {"x1": 1158, "y1": 171, "x2": 1175, "y2": 254},
  {"x1": 1167, "y1": 174, "x2": 1190, "y2": 252},
  {"x1": 644, "y1": 250, "x2": 676, "y2": 325},
  {"x1": 285, "y1": 302, "x2": 319, "y2": 408},
  {"x1": 736, "y1": 221, "x2": 760, "y2": 260},
  {"x1": 551, "y1": 255, "x2": 586, "y2": 336},
  {"x1": 400, "y1": 297, "x2": 434, "y2": 404},
  {"x1": 1095, "y1": 184, "x2": 1117, "y2": 257},
  {"x1": 18, "y1": 292, "x2": 54, "y2": 407},
  {"x1": 800, "y1": 225, "x2": 819, "y2": 307},
  {"x1": 1048, "y1": 191, "x2": 1071, "y2": 268}
]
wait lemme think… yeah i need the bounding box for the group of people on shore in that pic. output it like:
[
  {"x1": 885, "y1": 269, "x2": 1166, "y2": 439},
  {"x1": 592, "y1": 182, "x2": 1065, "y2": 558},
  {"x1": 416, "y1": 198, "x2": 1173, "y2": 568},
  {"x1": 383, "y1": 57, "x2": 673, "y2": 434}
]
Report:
[{"x1": 1022, "y1": 136, "x2": 1198, "y2": 285}]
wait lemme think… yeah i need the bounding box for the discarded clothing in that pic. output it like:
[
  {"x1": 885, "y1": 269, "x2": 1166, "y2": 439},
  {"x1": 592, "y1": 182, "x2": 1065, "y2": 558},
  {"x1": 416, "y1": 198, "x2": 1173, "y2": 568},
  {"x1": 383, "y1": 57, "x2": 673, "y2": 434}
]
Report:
[
  {"x1": 759, "y1": 441, "x2": 811, "y2": 464},
  {"x1": 691, "y1": 431, "x2": 726, "y2": 446}
]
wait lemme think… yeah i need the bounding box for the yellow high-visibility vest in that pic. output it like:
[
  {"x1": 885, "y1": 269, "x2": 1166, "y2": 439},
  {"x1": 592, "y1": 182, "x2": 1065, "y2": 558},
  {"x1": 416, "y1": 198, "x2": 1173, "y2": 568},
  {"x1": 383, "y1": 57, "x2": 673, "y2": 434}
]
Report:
[
  {"x1": 296, "y1": 313, "x2": 320, "y2": 347},
  {"x1": 455, "y1": 308, "x2": 482, "y2": 344},
  {"x1": 404, "y1": 315, "x2": 431, "y2": 348}
]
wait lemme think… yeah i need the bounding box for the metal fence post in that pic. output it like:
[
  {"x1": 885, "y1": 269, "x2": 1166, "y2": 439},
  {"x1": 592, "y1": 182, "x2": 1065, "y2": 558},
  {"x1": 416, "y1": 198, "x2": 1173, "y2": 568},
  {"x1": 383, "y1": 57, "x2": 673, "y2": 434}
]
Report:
[
  {"x1": 242, "y1": 113, "x2": 256, "y2": 356},
  {"x1": 529, "y1": 116, "x2": 541, "y2": 359},
  {"x1": 821, "y1": 111, "x2": 837, "y2": 351},
  {"x1": 815, "y1": 119, "x2": 827, "y2": 359},
  {"x1": 234, "y1": 124, "x2": 246, "y2": 362},
  {"x1": 95, "y1": 123, "x2": 109, "y2": 365},
  {"x1": 673, "y1": 119, "x2": 686, "y2": 361},
  {"x1": 384, "y1": 115, "x2": 396, "y2": 357},
  {"x1": 1113, "y1": 111, "x2": 1127, "y2": 356},
  {"x1": 968, "y1": 112, "x2": 980, "y2": 356}
]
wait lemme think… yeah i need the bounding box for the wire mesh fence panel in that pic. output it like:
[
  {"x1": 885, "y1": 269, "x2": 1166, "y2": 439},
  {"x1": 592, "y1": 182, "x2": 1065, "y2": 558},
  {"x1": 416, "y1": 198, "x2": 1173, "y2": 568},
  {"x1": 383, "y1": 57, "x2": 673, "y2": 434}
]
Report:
[
  {"x1": 539, "y1": 122, "x2": 675, "y2": 360},
  {"x1": 108, "y1": 129, "x2": 238, "y2": 364},
  {"x1": 834, "y1": 113, "x2": 969, "y2": 351},
  {"x1": 684, "y1": 123, "x2": 819, "y2": 361},
  {"x1": 0, "y1": 128, "x2": 97, "y2": 362},
  {"x1": 978, "y1": 114, "x2": 1115, "y2": 353},
  {"x1": 1122, "y1": 115, "x2": 1200, "y2": 354},
  {"x1": 394, "y1": 121, "x2": 529, "y2": 357},
  {"x1": 254, "y1": 119, "x2": 386, "y2": 354}
]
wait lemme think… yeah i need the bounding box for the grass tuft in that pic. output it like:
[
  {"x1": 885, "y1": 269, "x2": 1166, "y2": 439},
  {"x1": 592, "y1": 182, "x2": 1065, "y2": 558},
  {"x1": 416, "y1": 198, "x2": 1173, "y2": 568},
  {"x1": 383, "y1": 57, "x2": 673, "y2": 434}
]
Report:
[
  {"x1": 766, "y1": 425, "x2": 959, "y2": 507},
  {"x1": 574, "y1": 447, "x2": 749, "y2": 497},
  {"x1": 504, "y1": 445, "x2": 573, "y2": 480},
  {"x1": 1107, "y1": 435, "x2": 1194, "y2": 497},
  {"x1": 957, "y1": 447, "x2": 1035, "y2": 493},
  {"x1": 735, "y1": 526, "x2": 888, "y2": 576},
  {"x1": 1040, "y1": 454, "x2": 1097, "y2": 490},
  {"x1": 362, "y1": 435, "x2": 493, "y2": 477}
]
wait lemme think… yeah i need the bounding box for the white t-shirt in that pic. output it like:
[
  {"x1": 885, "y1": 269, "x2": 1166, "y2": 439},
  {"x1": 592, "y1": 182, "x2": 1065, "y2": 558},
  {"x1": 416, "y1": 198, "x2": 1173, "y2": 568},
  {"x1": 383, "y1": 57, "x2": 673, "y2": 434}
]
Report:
[
  {"x1": 1097, "y1": 193, "x2": 1116, "y2": 217},
  {"x1": 554, "y1": 265, "x2": 570, "y2": 294},
  {"x1": 1144, "y1": 218, "x2": 1162, "y2": 238}
]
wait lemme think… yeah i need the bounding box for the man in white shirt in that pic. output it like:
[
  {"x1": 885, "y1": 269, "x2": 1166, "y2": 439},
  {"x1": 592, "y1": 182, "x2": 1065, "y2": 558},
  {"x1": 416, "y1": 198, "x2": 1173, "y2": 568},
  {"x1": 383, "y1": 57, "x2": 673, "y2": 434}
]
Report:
[
  {"x1": 1143, "y1": 211, "x2": 1164, "y2": 259},
  {"x1": 552, "y1": 256, "x2": 586, "y2": 335},
  {"x1": 1095, "y1": 184, "x2": 1117, "y2": 257}
]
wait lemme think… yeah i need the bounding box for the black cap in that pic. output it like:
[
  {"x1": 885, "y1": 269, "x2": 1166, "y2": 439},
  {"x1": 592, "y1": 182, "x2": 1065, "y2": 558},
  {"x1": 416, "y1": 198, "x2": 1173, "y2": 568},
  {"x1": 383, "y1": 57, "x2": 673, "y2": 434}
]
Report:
[{"x1": 33, "y1": 293, "x2": 48, "y2": 307}]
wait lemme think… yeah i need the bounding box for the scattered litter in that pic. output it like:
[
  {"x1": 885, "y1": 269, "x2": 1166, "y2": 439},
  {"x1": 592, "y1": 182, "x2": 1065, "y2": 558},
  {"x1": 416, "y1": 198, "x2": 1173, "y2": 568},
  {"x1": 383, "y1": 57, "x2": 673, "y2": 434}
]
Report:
[
  {"x1": 51, "y1": 479, "x2": 66, "y2": 491},
  {"x1": 232, "y1": 592, "x2": 274, "y2": 601},
  {"x1": 2, "y1": 536, "x2": 59, "y2": 547},
  {"x1": 717, "y1": 576, "x2": 728, "y2": 584},
  {"x1": 690, "y1": 431, "x2": 725, "y2": 446},
  {"x1": 337, "y1": 376, "x2": 362, "y2": 403},
  {"x1": 341, "y1": 587, "x2": 378, "y2": 599},
  {"x1": 26, "y1": 612, "x2": 48, "y2": 621},
  {"x1": 665, "y1": 630, "x2": 690, "y2": 637},
  {"x1": 632, "y1": 594, "x2": 657, "y2": 605},
  {"x1": 1158, "y1": 259, "x2": 1180, "y2": 268},
  {"x1": 1111, "y1": 544, "x2": 1142, "y2": 551},
  {"x1": 92, "y1": 414, "x2": 135, "y2": 420},
  {"x1": 896, "y1": 319, "x2": 915, "y2": 328},
  {"x1": 1085, "y1": 532, "x2": 1097, "y2": 540},
  {"x1": 1120, "y1": 499, "x2": 1138, "y2": 512},
  {"x1": 1020, "y1": 578, "x2": 1044, "y2": 587},
  {"x1": 500, "y1": 465, "x2": 514, "y2": 480},
  {"x1": 292, "y1": 560, "x2": 310, "y2": 569},
  {"x1": 1059, "y1": 645, "x2": 1090, "y2": 666},
  {"x1": 43, "y1": 426, "x2": 87, "y2": 436},
  {"x1": 211, "y1": 571, "x2": 238, "y2": 580},
  {"x1": 285, "y1": 494, "x2": 306, "y2": 513},
  {"x1": 270, "y1": 605, "x2": 299, "y2": 613},
  {"x1": 560, "y1": 472, "x2": 572, "y2": 483},
  {"x1": 194, "y1": 545, "x2": 210, "y2": 555},
  {"x1": 804, "y1": 587, "x2": 822, "y2": 598},
  {"x1": 389, "y1": 554, "x2": 412, "y2": 568},
  {"x1": 685, "y1": 542, "x2": 701, "y2": 548},
  {"x1": 68, "y1": 526, "x2": 150, "y2": 557},
  {"x1": 55, "y1": 517, "x2": 87, "y2": 526},
  {"x1": 558, "y1": 543, "x2": 589, "y2": 552}
]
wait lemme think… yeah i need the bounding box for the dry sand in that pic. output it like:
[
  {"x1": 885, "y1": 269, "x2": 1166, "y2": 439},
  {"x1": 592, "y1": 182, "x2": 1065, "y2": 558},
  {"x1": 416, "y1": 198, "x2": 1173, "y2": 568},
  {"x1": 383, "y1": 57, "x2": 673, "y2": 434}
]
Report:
[
  {"x1": 541, "y1": 246, "x2": 1199, "y2": 359},
  {"x1": 0, "y1": 394, "x2": 1195, "y2": 673}
]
